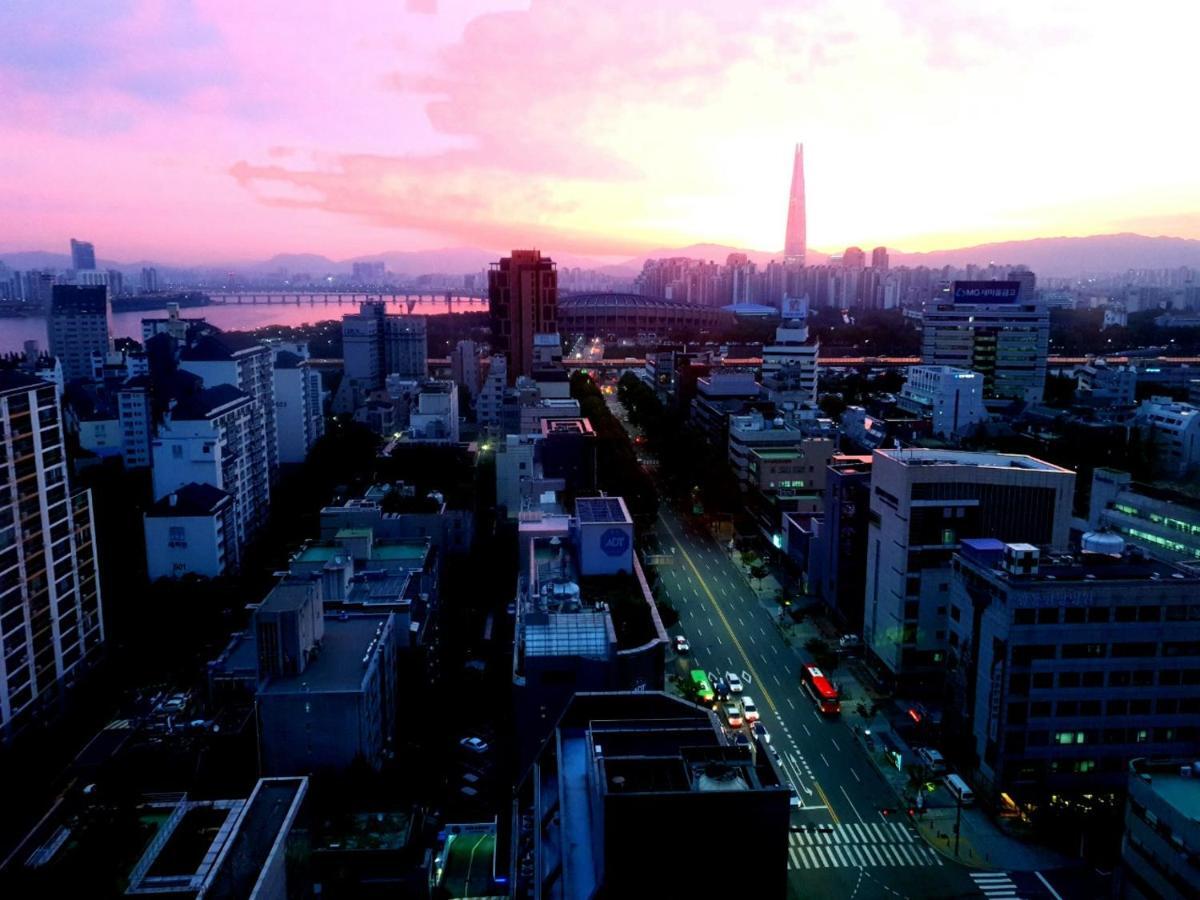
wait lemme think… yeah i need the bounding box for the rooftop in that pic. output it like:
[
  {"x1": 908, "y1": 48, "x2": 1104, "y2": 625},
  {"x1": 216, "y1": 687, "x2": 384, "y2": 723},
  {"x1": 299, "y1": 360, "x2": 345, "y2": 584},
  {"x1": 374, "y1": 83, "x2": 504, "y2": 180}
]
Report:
[
  {"x1": 878, "y1": 448, "x2": 1071, "y2": 473},
  {"x1": 259, "y1": 615, "x2": 391, "y2": 695},
  {"x1": 1139, "y1": 771, "x2": 1200, "y2": 822},
  {"x1": 170, "y1": 384, "x2": 249, "y2": 420},
  {"x1": 575, "y1": 496, "x2": 630, "y2": 525},
  {"x1": 147, "y1": 482, "x2": 232, "y2": 517}
]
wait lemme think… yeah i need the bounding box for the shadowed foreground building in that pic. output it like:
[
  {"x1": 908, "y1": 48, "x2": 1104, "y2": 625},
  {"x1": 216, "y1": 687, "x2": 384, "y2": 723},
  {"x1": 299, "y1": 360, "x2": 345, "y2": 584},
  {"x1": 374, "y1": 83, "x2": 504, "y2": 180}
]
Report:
[
  {"x1": 0, "y1": 373, "x2": 105, "y2": 741},
  {"x1": 489, "y1": 251, "x2": 557, "y2": 382},
  {"x1": 511, "y1": 692, "x2": 790, "y2": 899}
]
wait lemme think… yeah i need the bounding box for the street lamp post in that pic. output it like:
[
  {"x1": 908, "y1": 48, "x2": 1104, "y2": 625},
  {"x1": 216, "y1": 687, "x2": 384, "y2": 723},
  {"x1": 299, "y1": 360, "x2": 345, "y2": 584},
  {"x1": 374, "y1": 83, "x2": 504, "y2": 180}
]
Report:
[{"x1": 953, "y1": 792, "x2": 962, "y2": 858}]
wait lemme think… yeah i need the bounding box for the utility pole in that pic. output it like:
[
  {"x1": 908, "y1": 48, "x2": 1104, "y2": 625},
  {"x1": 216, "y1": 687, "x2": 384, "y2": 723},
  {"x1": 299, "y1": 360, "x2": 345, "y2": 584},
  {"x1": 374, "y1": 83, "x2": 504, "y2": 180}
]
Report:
[{"x1": 954, "y1": 793, "x2": 962, "y2": 858}]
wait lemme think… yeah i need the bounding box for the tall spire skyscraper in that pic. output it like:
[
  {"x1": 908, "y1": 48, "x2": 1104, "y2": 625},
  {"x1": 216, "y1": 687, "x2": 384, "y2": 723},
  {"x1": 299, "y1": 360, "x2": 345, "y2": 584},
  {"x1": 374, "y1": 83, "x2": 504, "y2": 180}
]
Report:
[{"x1": 784, "y1": 143, "x2": 806, "y2": 264}]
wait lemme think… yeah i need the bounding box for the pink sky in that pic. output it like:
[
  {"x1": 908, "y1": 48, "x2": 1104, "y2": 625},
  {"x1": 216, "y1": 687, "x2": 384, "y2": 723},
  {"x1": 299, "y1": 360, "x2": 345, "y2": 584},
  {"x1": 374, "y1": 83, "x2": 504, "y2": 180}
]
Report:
[{"x1": 2, "y1": 0, "x2": 1198, "y2": 264}]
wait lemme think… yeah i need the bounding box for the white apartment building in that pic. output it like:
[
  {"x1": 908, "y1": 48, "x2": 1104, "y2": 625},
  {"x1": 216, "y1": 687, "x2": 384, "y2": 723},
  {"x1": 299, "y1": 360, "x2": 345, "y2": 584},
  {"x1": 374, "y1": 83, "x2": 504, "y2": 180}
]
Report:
[
  {"x1": 272, "y1": 349, "x2": 324, "y2": 465},
  {"x1": 1134, "y1": 397, "x2": 1200, "y2": 478},
  {"x1": 898, "y1": 365, "x2": 988, "y2": 438}
]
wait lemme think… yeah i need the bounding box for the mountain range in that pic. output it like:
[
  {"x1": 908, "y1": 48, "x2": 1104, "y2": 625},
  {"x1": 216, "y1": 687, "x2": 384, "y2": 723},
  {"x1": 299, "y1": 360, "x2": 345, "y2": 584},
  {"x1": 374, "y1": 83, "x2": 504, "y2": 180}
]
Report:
[{"x1": 4, "y1": 233, "x2": 1199, "y2": 280}]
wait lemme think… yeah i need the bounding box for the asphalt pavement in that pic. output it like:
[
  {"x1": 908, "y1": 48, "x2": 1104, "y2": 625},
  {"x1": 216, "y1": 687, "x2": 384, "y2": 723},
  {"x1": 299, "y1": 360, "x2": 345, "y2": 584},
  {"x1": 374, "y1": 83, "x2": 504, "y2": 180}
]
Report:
[{"x1": 653, "y1": 505, "x2": 989, "y2": 899}]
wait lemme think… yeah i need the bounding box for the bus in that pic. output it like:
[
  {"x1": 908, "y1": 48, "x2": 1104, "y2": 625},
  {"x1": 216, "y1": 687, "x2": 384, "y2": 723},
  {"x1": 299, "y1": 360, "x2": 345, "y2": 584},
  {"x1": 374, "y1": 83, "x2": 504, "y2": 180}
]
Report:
[
  {"x1": 690, "y1": 669, "x2": 715, "y2": 704},
  {"x1": 800, "y1": 664, "x2": 840, "y2": 715}
]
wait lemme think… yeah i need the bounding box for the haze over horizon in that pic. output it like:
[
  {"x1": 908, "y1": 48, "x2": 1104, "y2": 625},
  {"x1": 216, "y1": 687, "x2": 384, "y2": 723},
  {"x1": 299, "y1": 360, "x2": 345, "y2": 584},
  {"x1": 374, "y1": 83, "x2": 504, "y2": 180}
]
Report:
[{"x1": 3, "y1": 1, "x2": 1198, "y2": 264}]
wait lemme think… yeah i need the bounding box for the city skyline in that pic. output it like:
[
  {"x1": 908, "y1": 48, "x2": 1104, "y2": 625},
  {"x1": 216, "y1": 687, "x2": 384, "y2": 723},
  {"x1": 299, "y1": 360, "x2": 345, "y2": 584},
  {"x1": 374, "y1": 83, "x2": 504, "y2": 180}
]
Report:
[{"x1": 3, "y1": 1, "x2": 1199, "y2": 264}]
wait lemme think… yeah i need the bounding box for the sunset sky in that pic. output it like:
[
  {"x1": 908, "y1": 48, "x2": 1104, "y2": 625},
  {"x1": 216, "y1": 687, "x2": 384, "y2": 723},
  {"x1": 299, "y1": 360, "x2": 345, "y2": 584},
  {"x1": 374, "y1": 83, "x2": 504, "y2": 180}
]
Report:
[{"x1": 2, "y1": 0, "x2": 1198, "y2": 264}]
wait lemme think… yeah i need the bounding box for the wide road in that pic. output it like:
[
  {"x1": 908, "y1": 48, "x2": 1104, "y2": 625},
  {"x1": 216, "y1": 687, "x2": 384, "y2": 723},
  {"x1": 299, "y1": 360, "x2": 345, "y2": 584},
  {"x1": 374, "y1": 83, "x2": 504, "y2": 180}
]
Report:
[{"x1": 652, "y1": 505, "x2": 985, "y2": 899}]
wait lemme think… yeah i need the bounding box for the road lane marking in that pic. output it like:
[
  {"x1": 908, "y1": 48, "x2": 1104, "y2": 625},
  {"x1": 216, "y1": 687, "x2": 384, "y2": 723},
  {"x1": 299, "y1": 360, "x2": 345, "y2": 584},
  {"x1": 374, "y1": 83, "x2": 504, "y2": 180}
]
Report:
[
  {"x1": 773, "y1": 673, "x2": 782, "y2": 686},
  {"x1": 850, "y1": 768, "x2": 861, "y2": 782},
  {"x1": 819, "y1": 752, "x2": 830, "y2": 766},
  {"x1": 786, "y1": 697, "x2": 796, "y2": 711},
  {"x1": 812, "y1": 779, "x2": 840, "y2": 826},
  {"x1": 840, "y1": 785, "x2": 866, "y2": 824},
  {"x1": 831, "y1": 738, "x2": 841, "y2": 751},
  {"x1": 801, "y1": 723, "x2": 811, "y2": 736},
  {"x1": 1035, "y1": 871, "x2": 1065, "y2": 900}
]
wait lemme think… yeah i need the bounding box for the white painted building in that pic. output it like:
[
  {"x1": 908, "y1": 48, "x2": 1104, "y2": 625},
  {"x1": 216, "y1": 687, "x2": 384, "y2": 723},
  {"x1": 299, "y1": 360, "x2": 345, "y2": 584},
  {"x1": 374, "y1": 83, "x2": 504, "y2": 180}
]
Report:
[
  {"x1": 152, "y1": 385, "x2": 269, "y2": 562},
  {"x1": 408, "y1": 379, "x2": 460, "y2": 443},
  {"x1": 179, "y1": 333, "x2": 279, "y2": 483},
  {"x1": 1135, "y1": 397, "x2": 1200, "y2": 478},
  {"x1": 897, "y1": 365, "x2": 988, "y2": 438},
  {"x1": 272, "y1": 349, "x2": 324, "y2": 465},
  {"x1": 144, "y1": 483, "x2": 236, "y2": 579}
]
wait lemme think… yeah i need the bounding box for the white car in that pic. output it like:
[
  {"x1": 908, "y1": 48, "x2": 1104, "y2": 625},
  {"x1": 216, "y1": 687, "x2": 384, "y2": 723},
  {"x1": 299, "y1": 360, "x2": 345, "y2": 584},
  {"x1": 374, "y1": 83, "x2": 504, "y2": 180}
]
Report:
[
  {"x1": 725, "y1": 672, "x2": 744, "y2": 693},
  {"x1": 742, "y1": 697, "x2": 760, "y2": 723},
  {"x1": 460, "y1": 736, "x2": 489, "y2": 754},
  {"x1": 752, "y1": 722, "x2": 770, "y2": 744}
]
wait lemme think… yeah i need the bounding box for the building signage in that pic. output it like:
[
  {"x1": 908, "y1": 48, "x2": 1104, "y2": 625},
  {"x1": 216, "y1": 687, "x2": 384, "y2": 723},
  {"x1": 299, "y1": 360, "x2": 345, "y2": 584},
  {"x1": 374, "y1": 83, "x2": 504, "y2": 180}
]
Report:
[
  {"x1": 952, "y1": 281, "x2": 1020, "y2": 304},
  {"x1": 600, "y1": 528, "x2": 631, "y2": 557}
]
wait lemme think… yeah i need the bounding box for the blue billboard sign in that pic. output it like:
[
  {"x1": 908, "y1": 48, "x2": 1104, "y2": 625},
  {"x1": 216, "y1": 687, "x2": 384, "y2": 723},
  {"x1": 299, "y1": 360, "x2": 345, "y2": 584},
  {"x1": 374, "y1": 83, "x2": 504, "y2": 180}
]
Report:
[{"x1": 952, "y1": 281, "x2": 1020, "y2": 304}]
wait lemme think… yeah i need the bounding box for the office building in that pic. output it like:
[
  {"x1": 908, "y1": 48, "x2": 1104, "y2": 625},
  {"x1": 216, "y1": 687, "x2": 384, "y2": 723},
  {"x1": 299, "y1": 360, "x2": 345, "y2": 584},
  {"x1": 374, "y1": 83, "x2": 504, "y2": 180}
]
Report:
[
  {"x1": 897, "y1": 365, "x2": 988, "y2": 438},
  {"x1": 512, "y1": 497, "x2": 667, "y2": 764},
  {"x1": 488, "y1": 250, "x2": 557, "y2": 382},
  {"x1": 342, "y1": 302, "x2": 428, "y2": 402},
  {"x1": 921, "y1": 281, "x2": 1049, "y2": 404},
  {"x1": 511, "y1": 692, "x2": 790, "y2": 899},
  {"x1": 210, "y1": 579, "x2": 399, "y2": 776},
  {"x1": 319, "y1": 481, "x2": 474, "y2": 557},
  {"x1": 405, "y1": 379, "x2": 460, "y2": 443},
  {"x1": 1120, "y1": 758, "x2": 1200, "y2": 900},
  {"x1": 948, "y1": 538, "x2": 1200, "y2": 809},
  {"x1": 727, "y1": 410, "x2": 831, "y2": 493},
  {"x1": 152, "y1": 385, "x2": 270, "y2": 564},
  {"x1": 1088, "y1": 469, "x2": 1200, "y2": 563},
  {"x1": 0, "y1": 373, "x2": 105, "y2": 740},
  {"x1": 143, "y1": 483, "x2": 236, "y2": 580},
  {"x1": 864, "y1": 449, "x2": 1074, "y2": 689},
  {"x1": 180, "y1": 332, "x2": 280, "y2": 482},
  {"x1": 1134, "y1": 397, "x2": 1200, "y2": 478},
  {"x1": 272, "y1": 350, "x2": 324, "y2": 465},
  {"x1": 450, "y1": 339, "x2": 481, "y2": 397},
  {"x1": 810, "y1": 455, "x2": 873, "y2": 631},
  {"x1": 70, "y1": 238, "x2": 96, "y2": 271},
  {"x1": 477, "y1": 354, "x2": 507, "y2": 428},
  {"x1": 761, "y1": 308, "x2": 819, "y2": 409},
  {"x1": 1076, "y1": 360, "x2": 1137, "y2": 407},
  {"x1": 688, "y1": 370, "x2": 762, "y2": 448},
  {"x1": 784, "y1": 143, "x2": 806, "y2": 264},
  {"x1": 47, "y1": 285, "x2": 110, "y2": 382},
  {"x1": 1008, "y1": 266, "x2": 1037, "y2": 303}
]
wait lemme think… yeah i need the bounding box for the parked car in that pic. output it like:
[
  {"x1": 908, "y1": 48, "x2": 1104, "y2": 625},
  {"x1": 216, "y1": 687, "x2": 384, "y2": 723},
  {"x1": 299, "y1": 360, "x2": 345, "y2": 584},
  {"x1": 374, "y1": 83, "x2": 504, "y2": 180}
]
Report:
[
  {"x1": 733, "y1": 732, "x2": 751, "y2": 748},
  {"x1": 916, "y1": 747, "x2": 947, "y2": 775},
  {"x1": 838, "y1": 635, "x2": 862, "y2": 653},
  {"x1": 752, "y1": 722, "x2": 770, "y2": 744},
  {"x1": 674, "y1": 635, "x2": 690, "y2": 655},
  {"x1": 742, "y1": 697, "x2": 760, "y2": 723},
  {"x1": 725, "y1": 672, "x2": 744, "y2": 693},
  {"x1": 460, "y1": 736, "x2": 489, "y2": 754}
]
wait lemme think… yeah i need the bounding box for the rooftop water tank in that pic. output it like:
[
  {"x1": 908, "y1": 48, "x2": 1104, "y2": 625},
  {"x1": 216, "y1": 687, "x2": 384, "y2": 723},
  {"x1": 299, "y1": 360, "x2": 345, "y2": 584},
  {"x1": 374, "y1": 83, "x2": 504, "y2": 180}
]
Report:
[{"x1": 1081, "y1": 531, "x2": 1126, "y2": 557}]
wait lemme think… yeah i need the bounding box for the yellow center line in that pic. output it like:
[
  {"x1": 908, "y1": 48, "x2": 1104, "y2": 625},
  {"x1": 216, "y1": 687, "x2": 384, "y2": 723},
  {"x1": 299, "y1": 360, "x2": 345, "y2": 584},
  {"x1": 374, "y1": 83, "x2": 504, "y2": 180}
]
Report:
[{"x1": 658, "y1": 513, "x2": 840, "y2": 825}]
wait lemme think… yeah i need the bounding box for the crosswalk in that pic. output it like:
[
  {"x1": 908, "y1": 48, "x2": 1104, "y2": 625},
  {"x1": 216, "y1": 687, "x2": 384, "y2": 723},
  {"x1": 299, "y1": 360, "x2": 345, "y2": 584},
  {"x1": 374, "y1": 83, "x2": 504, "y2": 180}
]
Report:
[
  {"x1": 970, "y1": 871, "x2": 1024, "y2": 898},
  {"x1": 786, "y1": 822, "x2": 943, "y2": 869}
]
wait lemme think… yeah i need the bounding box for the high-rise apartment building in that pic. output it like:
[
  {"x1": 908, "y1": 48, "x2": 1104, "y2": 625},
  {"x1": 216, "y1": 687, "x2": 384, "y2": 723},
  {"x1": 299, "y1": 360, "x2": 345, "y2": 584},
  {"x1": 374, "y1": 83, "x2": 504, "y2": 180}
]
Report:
[
  {"x1": 921, "y1": 281, "x2": 1049, "y2": 404},
  {"x1": 179, "y1": 333, "x2": 279, "y2": 483},
  {"x1": 489, "y1": 250, "x2": 557, "y2": 383},
  {"x1": 784, "y1": 143, "x2": 806, "y2": 264},
  {"x1": 0, "y1": 373, "x2": 105, "y2": 740},
  {"x1": 139, "y1": 267, "x2": 159, "y2": 293},
  {"x1": 871, "y1": 246, "x2": 889, "y2": 271},
  {"x1": 842, "y1": 246, "x2": 866, "y2": 270},
  {"x1": 864, "y1": 449, "x2": 1074, "y2": 689},
  {"x1": 342, "y1": 302, "x2": 427, "y2": 402},
  {"x1": 47, "y1": 285, "x2": 111, "y2": 383},
  {"x1": 152, "y1": 385, "x2": 270, "y2": 568},
  {"x1": 450, "y1": 339, "x2": 481, "y2": 398},
  {"x1": 70, "y1": 238, "x2": 96, "y2": 271},
  {"x1": 272, "y1": 350, "x2": 325, "y2": 465}
]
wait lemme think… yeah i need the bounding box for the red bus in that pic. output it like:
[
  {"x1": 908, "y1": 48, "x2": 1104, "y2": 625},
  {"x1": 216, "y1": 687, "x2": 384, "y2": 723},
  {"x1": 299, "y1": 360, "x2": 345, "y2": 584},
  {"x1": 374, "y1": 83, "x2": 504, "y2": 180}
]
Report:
[{"x1": 800, "y1": 664, "x2": 840, "y2": 715}]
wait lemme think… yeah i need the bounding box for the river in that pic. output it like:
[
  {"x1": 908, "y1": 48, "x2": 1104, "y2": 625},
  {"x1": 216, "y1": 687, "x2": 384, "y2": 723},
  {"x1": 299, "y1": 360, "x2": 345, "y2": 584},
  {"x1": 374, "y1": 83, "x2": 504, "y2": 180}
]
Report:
[{"x1": 0, "y1": 295, "x2": 488, "y2": 353}]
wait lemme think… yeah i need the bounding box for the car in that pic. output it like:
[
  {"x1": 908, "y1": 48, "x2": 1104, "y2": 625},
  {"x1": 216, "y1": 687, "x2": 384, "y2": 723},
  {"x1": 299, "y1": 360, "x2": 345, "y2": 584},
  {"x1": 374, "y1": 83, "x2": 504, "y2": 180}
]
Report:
[
  {"x1": 752, "y1": 722, "x2": 770, "y2": 744},
  {"x1": 460, "y1": 736, "x2": 489, "y2": 754},
  {"x1": 674, "y1": 635, "x2": 690, "y2": 655},
  {"x1": 713, "y1": 678, "x2": 731, "y2": 701},
  {"x1": 742, "y1": 697, "x2": 760, "y2": 723},
  {"x1": 916, "y1": 747, "x2": 947, "y2": 774},
  {"x1": 838, "y1": 634, "x2": 862, "y2": 652},
  {"x1": 787, "y1": 785, "x2": 801, "y2": 809},
  {"x1": 725, "y1": 672, "x2": 744, "y2": 693},
  {"x1": 725, "y1": 704, "x2": 743, "y2": 728},
  {"x1": 732, "y1": 732, "x2": 751, "y2": 748}
]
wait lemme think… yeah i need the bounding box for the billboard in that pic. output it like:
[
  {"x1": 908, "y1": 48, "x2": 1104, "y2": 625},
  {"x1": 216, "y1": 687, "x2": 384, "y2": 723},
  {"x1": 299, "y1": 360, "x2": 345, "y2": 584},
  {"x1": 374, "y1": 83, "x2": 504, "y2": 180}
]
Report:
[{"x1": 952, "y1": 281, "x2": 1020, "y2": 304}]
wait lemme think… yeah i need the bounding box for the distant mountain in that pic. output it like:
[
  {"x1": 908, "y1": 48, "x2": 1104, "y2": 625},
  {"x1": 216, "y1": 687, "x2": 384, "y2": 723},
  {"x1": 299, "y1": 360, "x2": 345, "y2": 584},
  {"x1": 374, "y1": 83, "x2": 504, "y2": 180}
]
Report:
[{"x1": 887, "y1": 233, "x2": 1200, "y2": 278}]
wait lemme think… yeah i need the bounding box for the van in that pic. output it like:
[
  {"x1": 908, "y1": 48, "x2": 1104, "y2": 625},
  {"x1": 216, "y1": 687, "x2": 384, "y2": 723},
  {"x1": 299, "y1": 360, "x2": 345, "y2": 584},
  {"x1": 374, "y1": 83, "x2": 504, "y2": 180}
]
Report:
[
  {"x1": 917, "y1": 747, "x2": 947, "y2": 775},
  {"x1": 943, "y1": 773, "x2": 974, "y2": 806}
]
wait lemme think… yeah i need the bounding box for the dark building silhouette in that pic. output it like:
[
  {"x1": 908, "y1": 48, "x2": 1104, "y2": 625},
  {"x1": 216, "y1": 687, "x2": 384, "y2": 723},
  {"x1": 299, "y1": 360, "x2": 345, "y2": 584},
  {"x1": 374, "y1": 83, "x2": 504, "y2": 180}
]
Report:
[
  {"x1": 70, "y1": 238, "x2": 96, "y2": 271},
  {"x1": 488, "y1": 250, "x2": 557, "y2": 383},
  {"x1": 48, "y1": 285, "x2": 110, "y2": 381}
]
